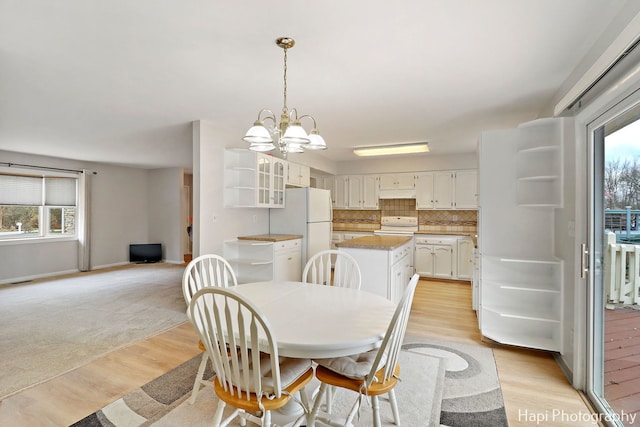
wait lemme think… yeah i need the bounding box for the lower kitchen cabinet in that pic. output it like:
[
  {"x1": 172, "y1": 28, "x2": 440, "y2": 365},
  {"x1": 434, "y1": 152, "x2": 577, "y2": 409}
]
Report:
[
  {"x1": 415, "y1": 235, "x2": 474, "y2": 281},
  {"x1": 415, "y1": 236, "x2": 455, "y2": 279},
  {"x1": 456, "y1": 237, "x2": 474, "y2": 280},
  {"x1": 337, "y1": 237, "x2": 412, "y2": 304},
  {"x1": 224, "y1": 238, "x2": 301, "y2": 283}
]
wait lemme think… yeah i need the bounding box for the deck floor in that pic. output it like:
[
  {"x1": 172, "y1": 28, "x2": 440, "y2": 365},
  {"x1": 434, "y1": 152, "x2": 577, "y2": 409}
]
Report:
[{"x1": 605, "y1": 306, "x2": 640, "y2": 423}]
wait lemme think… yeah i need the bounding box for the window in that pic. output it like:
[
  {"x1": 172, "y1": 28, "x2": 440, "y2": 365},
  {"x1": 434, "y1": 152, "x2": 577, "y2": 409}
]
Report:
[{"x1": 0, "y1": 172, "x2": 78, "y2": 240}]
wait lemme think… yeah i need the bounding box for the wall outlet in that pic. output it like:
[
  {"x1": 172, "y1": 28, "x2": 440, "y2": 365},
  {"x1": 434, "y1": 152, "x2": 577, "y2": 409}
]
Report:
[
  {"x1": 452, "y1": 215, "x2": 458, "y2": 221},
  {"x1": 252, "y1": 214, "x2": 258, "y2": 223}
]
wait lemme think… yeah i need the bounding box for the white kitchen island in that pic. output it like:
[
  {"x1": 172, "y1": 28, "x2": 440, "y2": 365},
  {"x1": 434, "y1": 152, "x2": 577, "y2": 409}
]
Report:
[{"x1": 336, "y1": 235, "x2": 413, "y2": 303}]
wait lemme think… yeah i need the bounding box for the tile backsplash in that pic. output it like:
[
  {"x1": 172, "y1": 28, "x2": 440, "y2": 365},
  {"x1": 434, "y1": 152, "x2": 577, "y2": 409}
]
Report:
[{"x1": 332, "y1": 198, "x2": 477, "y2": 234}]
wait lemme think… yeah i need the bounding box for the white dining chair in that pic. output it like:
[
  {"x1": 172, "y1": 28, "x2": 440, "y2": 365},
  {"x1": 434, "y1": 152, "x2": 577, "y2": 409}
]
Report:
[
  {"x1": 302, "y1": 249, "x2": 361, "y2": 289},
  {"x1": 307, "y1": 274, "x2": 420, "y2": 427},
  {"x1": 182, "y1": 254, "x2": 238, "y2": 404},
  {"x1": 189, "y1": 287, "x2": 314, "y2": 427}
]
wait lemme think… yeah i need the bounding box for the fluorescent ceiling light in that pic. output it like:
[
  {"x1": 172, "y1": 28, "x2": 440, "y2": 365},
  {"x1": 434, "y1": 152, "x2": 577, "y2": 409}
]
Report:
[{"x1": 353, "y1": 142, "x2": 430, "y2": 157}]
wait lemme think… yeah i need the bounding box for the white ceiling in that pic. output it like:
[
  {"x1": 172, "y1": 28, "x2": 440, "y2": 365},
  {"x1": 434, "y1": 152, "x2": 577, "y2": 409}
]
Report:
[{"x1": 0, "y1": 0, "x2": 634, "y2": 169}]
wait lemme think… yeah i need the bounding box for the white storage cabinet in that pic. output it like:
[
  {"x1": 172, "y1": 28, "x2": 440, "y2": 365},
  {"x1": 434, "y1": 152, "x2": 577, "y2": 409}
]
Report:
[
  {"x1": 286, "y1": 162, "x2": 310, "y2": 187},
  {"x1": 414, "y1": 236, "x2": 455, "y2": 279},
  {"x1": 338, "y1": 239, "x2": 412, "y2": 304},
  {"x1": 224, "y1": 149, "x2": 286, "y2": 208},
  {"x1": 224, "y1": 238, "x2": 302, "y2": 284},
  {"x1": 415, "y1": 170, "x2": 477, "y2": 209},
  {"x1": 477, "y1": 117, "x2": 570, "y2": 352}
]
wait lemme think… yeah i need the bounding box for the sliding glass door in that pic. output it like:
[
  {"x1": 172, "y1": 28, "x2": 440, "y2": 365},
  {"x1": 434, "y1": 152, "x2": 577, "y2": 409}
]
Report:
[{"x1": 587, "y1": 97, "x2": 640, "y2": 427}]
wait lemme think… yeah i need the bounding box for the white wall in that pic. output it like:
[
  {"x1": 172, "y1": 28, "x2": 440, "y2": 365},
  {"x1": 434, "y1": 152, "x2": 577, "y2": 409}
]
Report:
[
  {"x1": 192, "y1": 120, "x2": 268, "y2": 258},
  {"x1": 148, "y1": 168, "x2": 184, "y2": 264}
]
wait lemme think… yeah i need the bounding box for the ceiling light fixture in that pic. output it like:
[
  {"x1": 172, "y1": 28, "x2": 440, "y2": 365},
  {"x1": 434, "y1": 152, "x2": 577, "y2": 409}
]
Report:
[
  {"x1": 353, "y1": 142, "x2": 430, "y2": 157},
  {"x1": 243, "y1": 37, "x2": 327, "y2": 158}
]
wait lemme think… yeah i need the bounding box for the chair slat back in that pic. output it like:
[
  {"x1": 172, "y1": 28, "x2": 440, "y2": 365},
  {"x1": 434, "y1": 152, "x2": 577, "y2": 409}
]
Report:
[
  {"x1": 303, "y1": 250, "x2": 362, "y2": 289},
  {"x1": 190, "y1": 287, "x2": 282, "y2": 401},
  {"x1": 365, "y1": 274, "x2": 419, "y2": 387},
  {"x1": 182, "y1": 254, "x2": 238, "y2": 306}
]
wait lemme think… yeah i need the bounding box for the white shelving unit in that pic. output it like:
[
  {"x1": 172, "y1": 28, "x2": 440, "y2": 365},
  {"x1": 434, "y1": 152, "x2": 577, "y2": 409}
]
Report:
[
  {"x1": 478, "y1": 117, "x2": 571, "y2": 353},
  {"x1": 224, "y1": 149, "x2": 286, "y2": 208},
  {"x1": 480, "y1": 256, "x2": 563, "y2": 351},
  {"x1": 515, "y1": 119, "x2": 563, "y2": 207},
  {"x1": 223, "y1": 238, "x2": 302, "y2": 284}
]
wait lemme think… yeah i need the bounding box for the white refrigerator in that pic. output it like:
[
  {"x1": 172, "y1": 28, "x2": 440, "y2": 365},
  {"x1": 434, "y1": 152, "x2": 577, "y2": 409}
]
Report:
[{"x1": 269, "y1": 187, "x2": 332, "y2": 264}]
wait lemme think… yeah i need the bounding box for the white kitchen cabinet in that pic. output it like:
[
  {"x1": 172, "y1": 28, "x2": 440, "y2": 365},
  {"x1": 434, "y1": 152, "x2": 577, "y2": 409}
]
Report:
[
  {"x1": 338, "y1": 238, "x2": 413, "y2": 303},
  {"x1": 415, "y1": 237, "x2": 454, "y2": 279},
  {"x1": 319, "y1": 177, "x2": 337, "y2": 207},
  {"x1": 453, "y1": 170, "x2": 478, "y2": 209},
  {"x1": 332, "y1": 175, "x2": 379, "y2": 209},
  {"x1": 456, "y1": 237, "x2": 474, "y2": 280},
  {"x1": 477, "y1": 117, "x2": 571, "y2": 352},
  {"x1": 273, "y1": 239, "x2": 303, "y2": 281},
  {"x1": 434, "y1": 172, "x2": 453, "y2": 209},
  {"x1": 223, "y1": 238, "x2": 301, "y2": 283},
  {"x1": 415, "y1": 173, "x2": 435, "y2": 209},
  {"x1": 390, "y1": 245, "x2": 412, "y2": 304},
  {"x1": 379, "y1": 173, "x2": 415, "y2": 191},
  {"x1": 224, "y1": 149, "x2": 286, "y2": 208},
  {"x1": 286, "y1": 162, "x2": 310, "y2": 187},
  {"x1": 333, "y1": 176, "x2": 349, "y2": 208},
  {"x1": 415, "y1": 170, "x2": 478, "y2": 210}
]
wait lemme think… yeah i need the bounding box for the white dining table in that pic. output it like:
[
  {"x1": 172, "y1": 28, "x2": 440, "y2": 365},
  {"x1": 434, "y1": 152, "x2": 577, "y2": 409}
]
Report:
[{"x1": 232, "y1": 280, "x2": 396, "y2": 359}]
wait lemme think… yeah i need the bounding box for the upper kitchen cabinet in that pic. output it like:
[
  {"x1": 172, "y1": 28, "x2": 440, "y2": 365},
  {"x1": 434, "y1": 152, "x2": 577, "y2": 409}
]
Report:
[
  {"x1": 453, "y1": 170, "x2": 478, "y2": 209},
  {"x1": 286, "y1": 162, "x2": 310, "y2": 187},
  {"x1": 346, "y1": 175, "x2": 379, "y2": 209},
  {"x1": 414, "y1": 172, "x2": 434, "y2": 209},
  {"x1": 379, "y1": 173, "x2": 415, "y2": 191},
  {"x1": 330, "y1": 175, "x2": 379, "y2": 209},
  {"x1": 224, "y1": 149, "x2": 286, "y2": 208},
  {"x1": 415, "y1": 171, "x2": 477, "y2": 210}
]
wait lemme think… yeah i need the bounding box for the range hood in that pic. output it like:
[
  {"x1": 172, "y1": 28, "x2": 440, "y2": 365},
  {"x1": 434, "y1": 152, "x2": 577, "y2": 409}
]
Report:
[{"x1": 378, "y1": 189, "x2": 416, "y2": 199}]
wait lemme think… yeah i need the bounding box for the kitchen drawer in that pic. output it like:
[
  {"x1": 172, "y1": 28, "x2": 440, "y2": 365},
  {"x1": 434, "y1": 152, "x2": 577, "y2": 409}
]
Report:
[
  {"x1": 274, "y1": 239, "x2": 301, "y2": 251},
  {"x1": 416, "y1": 236, "x2": 459, "y2": 245}
]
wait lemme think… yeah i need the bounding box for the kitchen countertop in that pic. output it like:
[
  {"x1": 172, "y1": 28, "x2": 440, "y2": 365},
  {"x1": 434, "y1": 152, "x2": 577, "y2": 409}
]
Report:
[
  {"x1": 335, "y1": 235, "x2": 412, "y2": 250},
  {"x1": 237, "y1": 234, "x2": 303, "y2": 242}
]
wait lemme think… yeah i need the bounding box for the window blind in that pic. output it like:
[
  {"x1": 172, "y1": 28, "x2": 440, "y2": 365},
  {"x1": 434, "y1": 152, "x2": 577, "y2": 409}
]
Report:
[
  {"x1": 0, "y1": 175, "x2": 43, "y2": 205},
  {"x1": 45, "y1": 177, "x2": 77, "y2": 206}
]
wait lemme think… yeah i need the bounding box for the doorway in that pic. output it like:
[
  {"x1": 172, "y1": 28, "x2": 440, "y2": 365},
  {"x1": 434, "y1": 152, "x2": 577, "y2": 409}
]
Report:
[{"x1": 589, "y1": 100, "x2": 640, "y2": 426}]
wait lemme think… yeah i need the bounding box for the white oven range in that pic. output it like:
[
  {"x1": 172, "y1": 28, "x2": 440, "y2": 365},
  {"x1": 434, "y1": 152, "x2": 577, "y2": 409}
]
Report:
[{"x1": 373, "y1": 216, "x2": 417, "y2": 269}]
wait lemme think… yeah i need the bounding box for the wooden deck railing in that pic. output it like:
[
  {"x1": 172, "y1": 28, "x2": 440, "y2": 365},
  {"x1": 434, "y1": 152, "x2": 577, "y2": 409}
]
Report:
[{"x1": 606, "y1": 232, "x2": 640, "y2": 305}]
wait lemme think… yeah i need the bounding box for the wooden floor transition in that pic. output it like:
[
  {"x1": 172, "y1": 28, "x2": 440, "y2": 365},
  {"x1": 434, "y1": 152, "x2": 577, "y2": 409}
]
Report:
[{"x1": 0, "y1": 277, "x2": 596, "y2": 426}]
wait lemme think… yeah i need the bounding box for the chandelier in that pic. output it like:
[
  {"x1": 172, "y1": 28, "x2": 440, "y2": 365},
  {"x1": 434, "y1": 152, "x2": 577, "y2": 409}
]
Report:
[{"x1": 242, "y1": 37, "x2": 327, "y2": 158}]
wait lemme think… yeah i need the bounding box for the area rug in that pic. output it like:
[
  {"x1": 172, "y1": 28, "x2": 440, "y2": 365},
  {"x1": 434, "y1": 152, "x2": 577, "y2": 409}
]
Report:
[
  {"x1": 71, "y1": 339, "x2": 508, "y2": 427},
  {"x1": 0, "y1": 263, "x2": 187, "y2": 399},
  {"x1": 403, "y1": 338, "x2": 508, "y2": 426}
]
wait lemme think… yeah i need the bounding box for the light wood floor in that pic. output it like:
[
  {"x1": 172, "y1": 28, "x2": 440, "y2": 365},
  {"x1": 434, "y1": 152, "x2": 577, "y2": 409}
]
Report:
[{"x1": 0, "y1": 278, "x2": 595, "y2": 426}]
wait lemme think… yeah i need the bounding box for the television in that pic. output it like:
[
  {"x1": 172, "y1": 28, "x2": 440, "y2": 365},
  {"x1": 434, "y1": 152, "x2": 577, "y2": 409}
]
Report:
[{"x1": 129, "y1": 243, "x2": 162, "y2": 263}]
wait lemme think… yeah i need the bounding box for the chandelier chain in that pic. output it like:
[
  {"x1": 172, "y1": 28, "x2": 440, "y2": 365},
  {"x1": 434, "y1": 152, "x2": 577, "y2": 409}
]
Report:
[{"x1": 282, "y1": 47, "x2": 288, "y2": 115}]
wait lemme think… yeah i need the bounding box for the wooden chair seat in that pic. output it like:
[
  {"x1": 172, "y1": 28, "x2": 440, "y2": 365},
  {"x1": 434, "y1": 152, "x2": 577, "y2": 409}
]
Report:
[
  {"x1": 314, "y1": 364, "x2": 400, "y2": 397},
  {"x1": 213, "y1": 367, "x2": 313, "y2": 412},
  {"x1": 308, "y1": 274, "x2": 419, "y2": 427}
]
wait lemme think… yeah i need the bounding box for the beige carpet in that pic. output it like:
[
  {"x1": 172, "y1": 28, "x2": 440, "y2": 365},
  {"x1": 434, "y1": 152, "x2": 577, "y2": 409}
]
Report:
[{"x1": 0, "y1": 263, "x2": 187, "y2": 399}]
